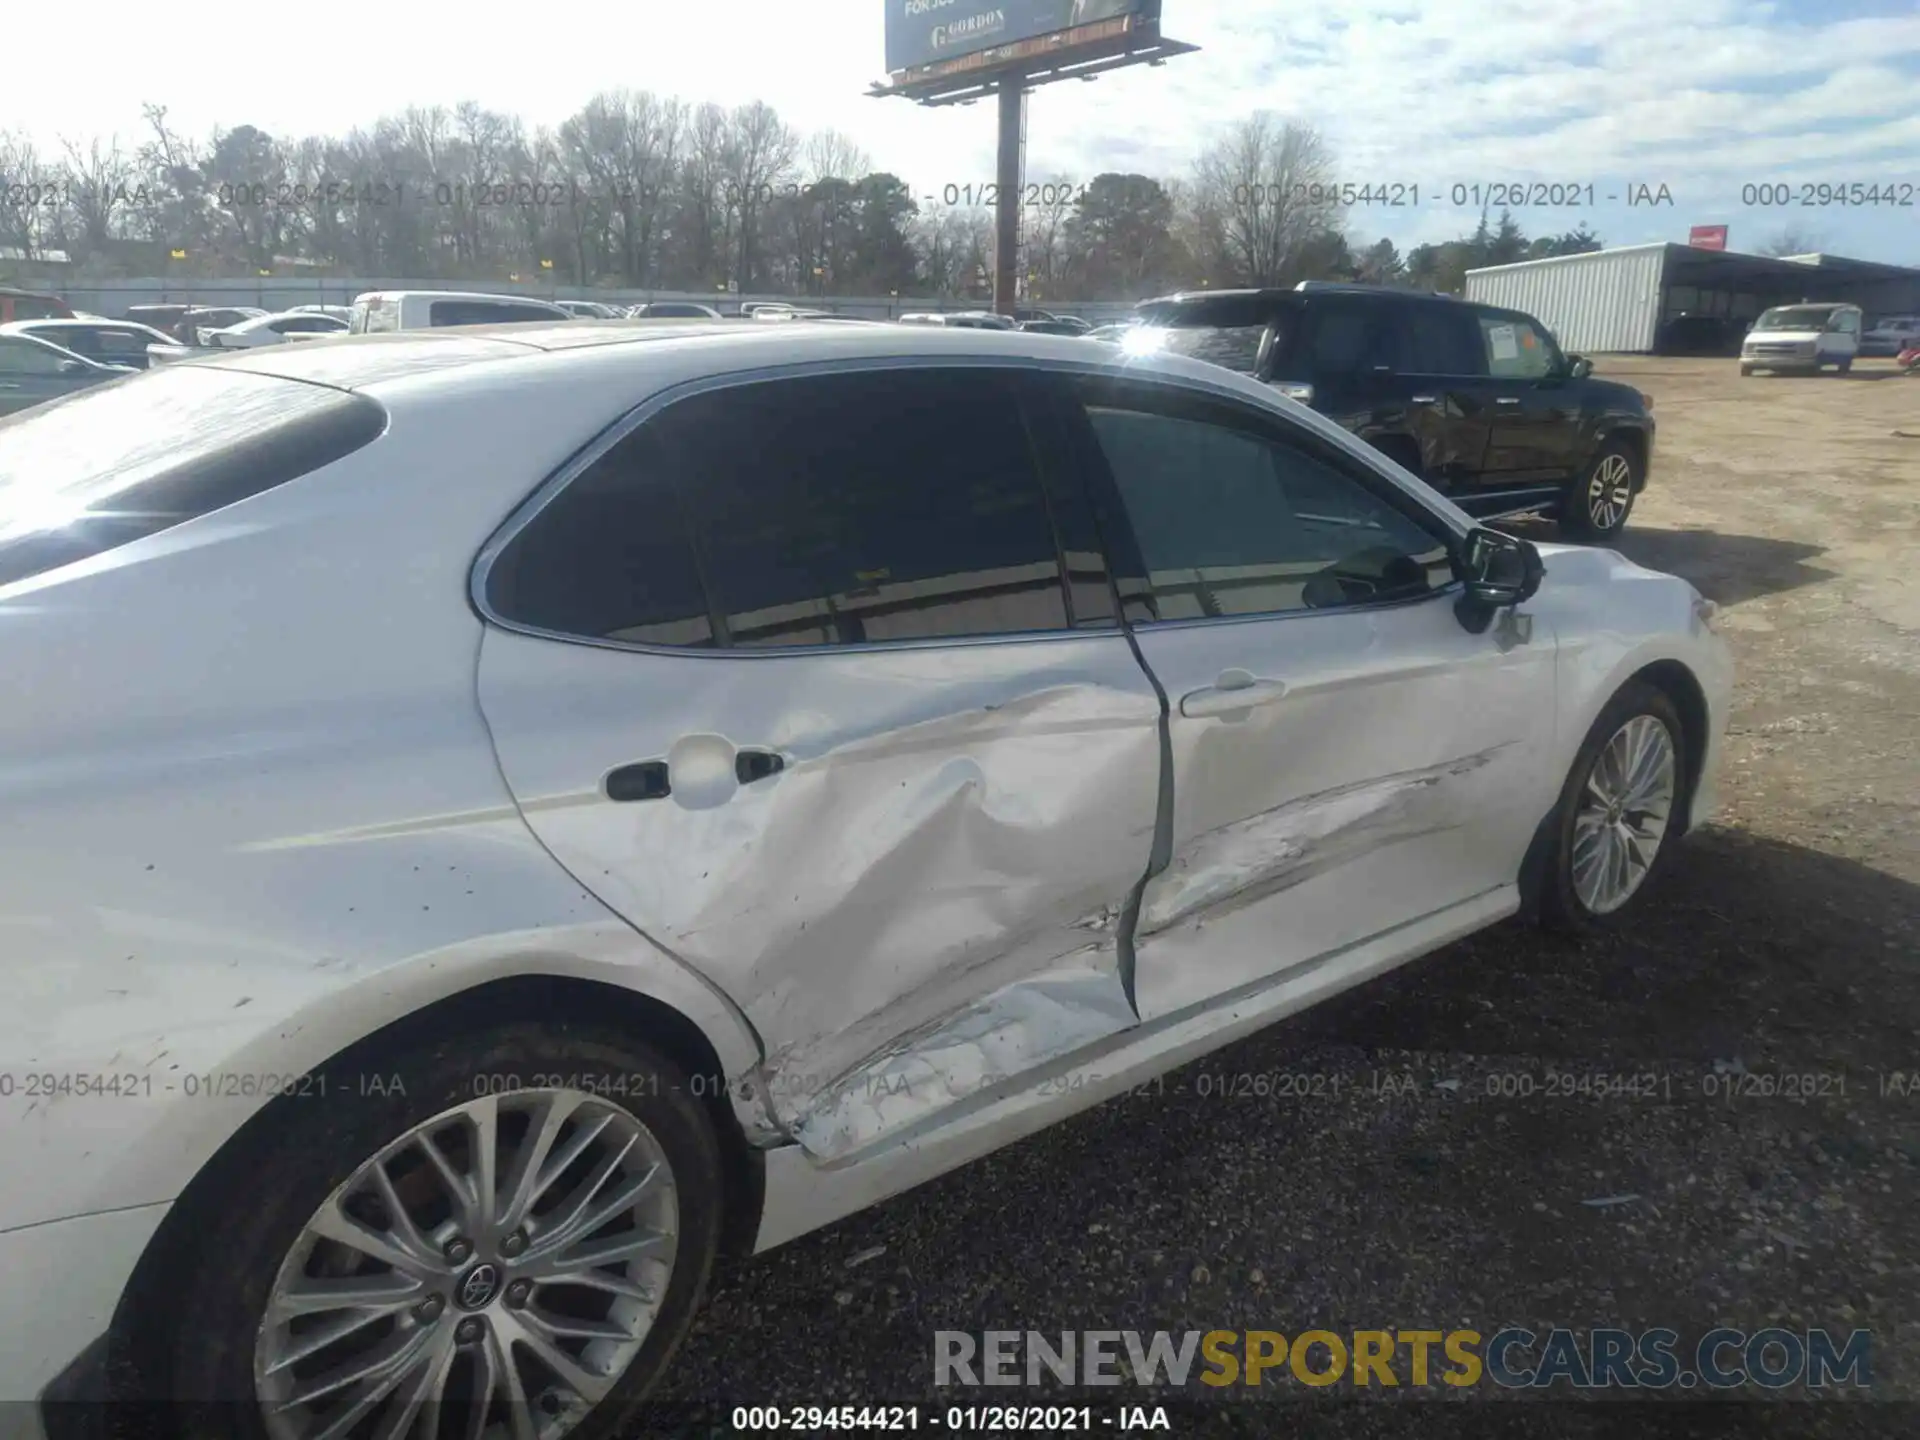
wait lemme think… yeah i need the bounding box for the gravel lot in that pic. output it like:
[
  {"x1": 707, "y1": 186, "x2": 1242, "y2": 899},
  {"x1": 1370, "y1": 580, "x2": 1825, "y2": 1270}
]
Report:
[{"x1": 647, "y1": 357, "x2": 1920, "y2": 1435}]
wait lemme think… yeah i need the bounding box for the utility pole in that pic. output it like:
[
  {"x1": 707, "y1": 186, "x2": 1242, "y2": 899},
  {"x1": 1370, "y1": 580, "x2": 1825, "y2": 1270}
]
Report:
[{"x1": 993, "y1": 81, "x2": 1024, "y2": 316}]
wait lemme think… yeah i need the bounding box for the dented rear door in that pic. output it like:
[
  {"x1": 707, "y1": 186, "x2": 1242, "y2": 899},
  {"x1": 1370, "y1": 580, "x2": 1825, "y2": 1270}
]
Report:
[
  {"x1": 474, "y1": 364, "x2": 1161, "y2": 1162},
  {"x1": 1064, "y1": 375, "x2": 1557, "y2": 1022}
]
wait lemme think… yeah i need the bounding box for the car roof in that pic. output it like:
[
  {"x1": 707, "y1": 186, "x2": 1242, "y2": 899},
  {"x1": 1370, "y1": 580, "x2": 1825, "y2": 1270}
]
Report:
[
  {"x1": 1139, "y1": 284, "x2": 1464, "y2": 311},
  {"x1": 180, "y1": 318, "x2": 1272, "y2": 397},
  {"x1": 354, "y1": 290, "x2": 569, "y2": 307}
]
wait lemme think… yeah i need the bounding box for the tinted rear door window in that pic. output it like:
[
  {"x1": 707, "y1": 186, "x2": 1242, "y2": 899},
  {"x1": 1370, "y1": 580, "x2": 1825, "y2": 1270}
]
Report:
[
  {"x1": 665, "y1": 369, "x2": 1070, "y2": 647},
  {"x1": 1403, "y1": 305, "x2": 1485, "y2": 375},
  {"x1": 487, "y1": 368, "x2": 1074, "y2": 648},
  {"x1": 1303, "y1": 301, "x2": 1405, "y2": 374}
]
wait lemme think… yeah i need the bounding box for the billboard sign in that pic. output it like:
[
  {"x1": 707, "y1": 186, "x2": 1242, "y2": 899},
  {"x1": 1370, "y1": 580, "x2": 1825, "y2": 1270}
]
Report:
[
  {"x1": 1688, "y1": 224, "x2": 1729, "y2": 251},
  {"x1": 885, "y1": 0, "x2": 1160, "y2": 75}
]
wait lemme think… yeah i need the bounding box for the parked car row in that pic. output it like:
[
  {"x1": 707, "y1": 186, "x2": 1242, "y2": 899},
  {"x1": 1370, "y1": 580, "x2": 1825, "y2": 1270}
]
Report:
[{"x1": 0, "y1": 311, "x2": 1732, "y2": 1438}]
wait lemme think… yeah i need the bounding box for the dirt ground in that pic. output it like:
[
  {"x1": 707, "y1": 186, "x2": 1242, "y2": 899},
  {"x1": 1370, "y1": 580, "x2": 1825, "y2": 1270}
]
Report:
[{"x1": 647, "y1": 358, "x2": 1920, "y2": 1435}]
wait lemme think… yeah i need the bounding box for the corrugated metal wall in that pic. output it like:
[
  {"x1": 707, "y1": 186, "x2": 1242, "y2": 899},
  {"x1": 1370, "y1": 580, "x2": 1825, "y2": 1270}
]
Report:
[{"x1": 1465, "y1": 245, "x2": 1668, "y2": 353}]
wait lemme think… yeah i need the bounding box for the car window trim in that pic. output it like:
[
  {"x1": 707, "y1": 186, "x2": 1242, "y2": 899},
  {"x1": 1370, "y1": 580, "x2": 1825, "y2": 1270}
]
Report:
[
  {"x1": 1057, "y1": 372, "x2": 1466, "y2": 632},
  {"x1": 470, "y1": 355, "x2": 1111, "y2": 661}
]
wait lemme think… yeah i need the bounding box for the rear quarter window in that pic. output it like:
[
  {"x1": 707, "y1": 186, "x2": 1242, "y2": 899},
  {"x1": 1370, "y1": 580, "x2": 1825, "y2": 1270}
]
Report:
[{"x1": 0, "y1": 367, "x2": 385, "y2": 589}]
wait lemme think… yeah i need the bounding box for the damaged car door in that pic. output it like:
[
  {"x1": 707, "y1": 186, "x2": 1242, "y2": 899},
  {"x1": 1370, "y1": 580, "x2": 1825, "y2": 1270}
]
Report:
[
  {"x1": 472, "y1": 364, "x2": 1162, "y2": 1162},
  {"x1": 1060, "y1": 374, "x2": 1556, "y2": 1021}
]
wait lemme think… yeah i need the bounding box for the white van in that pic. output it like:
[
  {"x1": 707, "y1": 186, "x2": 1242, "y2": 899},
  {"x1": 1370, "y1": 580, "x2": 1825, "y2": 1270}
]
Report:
[
  {"x1": 1739, "y1": 302, "x2": 1862, "y2": 376},
  {"x1": 347, "y1": 291, "x2": 573, "y2": 334}
]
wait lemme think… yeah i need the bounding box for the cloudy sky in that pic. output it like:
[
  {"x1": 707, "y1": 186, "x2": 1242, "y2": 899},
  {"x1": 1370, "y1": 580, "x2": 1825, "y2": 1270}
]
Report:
[{"x1": 10, "y1": 0, "x2": 1920, "y2": 263}]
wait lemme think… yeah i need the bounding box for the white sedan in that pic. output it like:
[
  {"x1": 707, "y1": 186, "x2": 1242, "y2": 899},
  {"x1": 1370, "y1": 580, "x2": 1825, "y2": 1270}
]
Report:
[
  {"x1": 201, "y1": 310, "x2": 352, "y2": 348},
  {"x1": 0, "y1": 320, "x2": 1730, "y2": 1437}
]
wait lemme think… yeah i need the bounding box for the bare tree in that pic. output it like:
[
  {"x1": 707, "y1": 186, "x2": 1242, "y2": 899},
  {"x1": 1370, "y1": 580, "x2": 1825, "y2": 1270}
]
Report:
[
  {"x1": 1023, "y1": 176, "x2": 1076, "y2": 302},
  {"x1": 57, "y1": 136, "x2": 137, "y2": 267},
  {"x1": 1759, "y1": 224, "x2": 1827, "y2": 258},
  {"x1": 675, "y1": 102, "x2": 730, "y2": 289},
  {"x1": 720, "y1": 101, "x2": 798, "y2": 293},
  {"x1": 0, "y1": 130, "x2": 52, "y2": 260},
  {"x1": 1190, "y1": 114, "x2": 1342, "y2": 286}
]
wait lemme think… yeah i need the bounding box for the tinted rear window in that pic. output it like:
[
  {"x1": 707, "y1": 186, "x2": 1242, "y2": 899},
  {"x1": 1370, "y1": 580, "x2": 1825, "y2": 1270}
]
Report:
[
  {"x1": 429, "y1": 300, "x2": 566, "y2": 327},
  {"x1": 1134, "y1": 297, "x2": 1292, "y2": 374},
  {"x1": 6, "y1": 295, "x2": 72, "y2": 321},
  {"x1": 0, "y1": 368, "x2": 385, "y2": 589}
]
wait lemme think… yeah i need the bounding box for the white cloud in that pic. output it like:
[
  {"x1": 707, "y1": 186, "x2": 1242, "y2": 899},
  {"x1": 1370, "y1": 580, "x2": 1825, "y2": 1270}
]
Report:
[{"x1": 7, "y1": 0, "x2": 1917, "y2": 257}]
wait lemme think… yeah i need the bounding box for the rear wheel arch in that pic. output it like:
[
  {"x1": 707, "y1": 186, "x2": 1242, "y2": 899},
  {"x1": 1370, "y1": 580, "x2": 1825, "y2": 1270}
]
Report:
[{"x1": 106, "y1": 973, "x2": 766, "y2": 1401}]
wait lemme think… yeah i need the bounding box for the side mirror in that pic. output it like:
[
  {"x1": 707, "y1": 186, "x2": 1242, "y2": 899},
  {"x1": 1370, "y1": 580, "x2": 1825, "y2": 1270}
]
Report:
[
  {"x1": 1454, "y1": 527, "x2": 1544, "y2": 631},
  {"x1": 1567, "y1": 355, "x2": 1593, "y2": 379},
  {"x1": 57, "y1": 359, "x2": 88, "y2": 376}
]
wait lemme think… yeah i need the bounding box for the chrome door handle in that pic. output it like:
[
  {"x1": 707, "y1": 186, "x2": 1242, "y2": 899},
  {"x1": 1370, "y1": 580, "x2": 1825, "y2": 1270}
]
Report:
[
  {"x1": 1495, "y1": 396, "x2": 1522, "y2": 406},
  {"x1": 1410, "y1": 394, "x2": 1438, "y2": 404},
  {"x1": 1179, "y1": 670, "x2": 1289, "y2": 719}
]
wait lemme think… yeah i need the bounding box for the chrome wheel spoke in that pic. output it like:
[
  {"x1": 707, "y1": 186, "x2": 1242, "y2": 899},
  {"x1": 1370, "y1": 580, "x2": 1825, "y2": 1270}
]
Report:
[
  {"x1": 517, "y1": 1304, "x2": 637, "y2": 1345},
  {"x1": 276, "y1": 1324, "x2": 438, "y2": 1415},
  {"x1": 269, "y1": 1273, "x2": 425, "y2": 1323},
  {"x1": 371, "y1": 1331, "x2": 457, "y2": 1440},
  {"x1": 544, "y1": 1266, "x2": 657, "y2": 1303},
  {"x1": 468, "y1": 1095, "x2": 502, "y2": 1234},
  {"x1": 497, "y1": 1312, "x2": 615, "y2": 1405},
  {"x1": 524, "y1": 1136, "x2": 638, "y2": 1254},
  {"x1": 308, "y1": 1201, "x2": 437, "y2": 1281},
  {"x1": 262, "y1": 1304, "x2": 412, "y2": 1376},
  {"x1": 536, "y1": 1227, "x2": 671, "y2": 1277},
  {"x1": 485, "y1": 1326, "x2": 541, "y2": 1440},
  {"x1": 497, "y1": 1093, "x2": 584, "y2": 1236},
  {"x1": 419, "y1": 1130, "x2": 479, "y2": 1234}
]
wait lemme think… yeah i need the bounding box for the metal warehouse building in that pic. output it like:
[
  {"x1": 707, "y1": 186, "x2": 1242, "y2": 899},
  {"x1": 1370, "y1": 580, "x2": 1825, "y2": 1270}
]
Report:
[{"x1": 1464, "y1": 243, "x2": 1920, "y2": 354}]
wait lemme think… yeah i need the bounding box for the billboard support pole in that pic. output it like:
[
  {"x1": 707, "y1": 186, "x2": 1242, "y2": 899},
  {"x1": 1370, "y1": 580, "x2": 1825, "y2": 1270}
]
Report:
[{"x1": 993, "y1": 78, "x2": 1024, "y2": 317}]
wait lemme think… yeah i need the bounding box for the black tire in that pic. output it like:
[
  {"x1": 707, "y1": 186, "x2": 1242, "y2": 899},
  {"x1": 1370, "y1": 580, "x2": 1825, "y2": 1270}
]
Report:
[
  {"x1": 1738, "y1": 363, "x2": 1753, "y2": 376},
  {"x1": 1533, "y1": 681, "x2": 1688, "y2": 935},
  {"x1": 1559, "y1": 437, "x2": 1640, "y2": 542},
  {"x1": 1836, "y1": 358, "x2": 1852, "y2": 375},
  {"x1": 134, "y1": 1021, "x2": 725, "y2": 1437}
]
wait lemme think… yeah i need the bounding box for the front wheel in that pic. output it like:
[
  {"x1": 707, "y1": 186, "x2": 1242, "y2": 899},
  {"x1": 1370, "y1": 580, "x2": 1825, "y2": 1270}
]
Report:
[
  {"x1": 1836, "y1": 358, "x2": 1853, "y2": 375},
  {"x1": 1739, "y1": 363, "x2": 1754, "y2": 376},
  {"x1": 1535, "y1": 681, "x2": 1687, "y2": 933},
  {"x1": 136, "y1": 1023, "x2": 725, "y2": 1439},
  {"x1": 1560, "y1": 439, "x2": 1639, "y2": 541}
]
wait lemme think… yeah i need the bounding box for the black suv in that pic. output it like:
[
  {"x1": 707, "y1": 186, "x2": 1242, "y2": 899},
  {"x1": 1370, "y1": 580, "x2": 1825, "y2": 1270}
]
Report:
[{"x1": 1130, "y1": 283, "x2": 1655, "y2": 540}]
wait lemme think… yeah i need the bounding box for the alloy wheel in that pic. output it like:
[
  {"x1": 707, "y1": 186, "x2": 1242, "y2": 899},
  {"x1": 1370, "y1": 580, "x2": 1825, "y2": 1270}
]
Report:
[
  {"x1": 254, "y1": 1089, "x2": 679, "y2": 1440},
  {"x1": 1570, "y1": 713, "x2": 1676, "y2": 915},
  {"x1": 1586, "y1": 453, "x2": 1635, "y2": 532}
]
